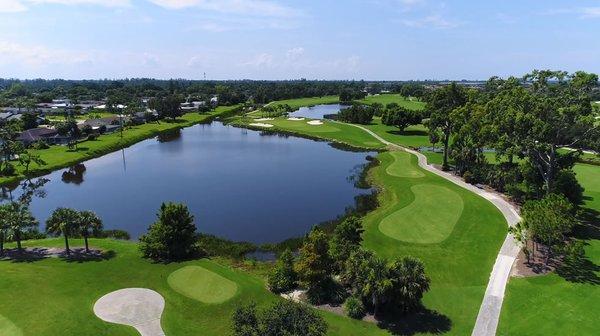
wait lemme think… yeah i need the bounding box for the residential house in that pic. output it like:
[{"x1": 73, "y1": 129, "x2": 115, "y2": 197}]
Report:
[
  {"x1": 17, "y1": 127, "x2": 71, "y2": 146},
  {"x1": 81, "y1": 116, "x2": 122, "y2": 133}
]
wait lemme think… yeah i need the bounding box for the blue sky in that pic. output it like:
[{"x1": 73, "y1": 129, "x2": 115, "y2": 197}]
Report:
[{"x1": 0, "y1": 0, "x2": 599, "y2": 80}]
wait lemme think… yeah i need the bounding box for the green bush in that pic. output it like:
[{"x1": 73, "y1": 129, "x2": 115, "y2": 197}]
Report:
[
  {"x1": 1, "y1": 163, "x2": 16, "y2": 176},
  {"x1": 267, "y1": 249, "x2": 297, "y2": 293},
  {"x1": 344, "y1": 296, "x2": 366, "y2": 319}
]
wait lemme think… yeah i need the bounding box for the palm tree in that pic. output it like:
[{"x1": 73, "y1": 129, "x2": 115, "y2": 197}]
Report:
[
  {"x1": 0, "y1": 204, "x2": 11, "y2": 254},
  {"x1": 361, "y1": 256, "x2": 391, "y2": 317},
  {"x1": 77, "y1": 211, "x2": 103, "y2": 253},
  {"x1": 5, "y1": 202, "x2": 37, "y2": 252},
  {"x1": 389, "y1": 256, "x2": 430, "y2": 313},
  {"x1": 46, "y1": 208, "x2": 80, "y2": 255}
]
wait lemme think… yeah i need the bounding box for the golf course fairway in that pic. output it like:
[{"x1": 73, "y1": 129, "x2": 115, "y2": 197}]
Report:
[{"x1": 379, "y1": 184, "x2": 464, "y2": 244}]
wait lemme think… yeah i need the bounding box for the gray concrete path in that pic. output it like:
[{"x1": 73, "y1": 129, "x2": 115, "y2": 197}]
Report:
[
  {"x1": 345, "y1": 123, "x2": 521, "y2": 336},
  {"x1": 93, "y1": 288, "x2": 165, "y2": 336}
]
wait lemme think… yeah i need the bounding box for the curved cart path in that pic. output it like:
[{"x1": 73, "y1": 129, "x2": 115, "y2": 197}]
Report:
[{"x1": 346, "y1": 123, "x2": 521, "y2": 336}]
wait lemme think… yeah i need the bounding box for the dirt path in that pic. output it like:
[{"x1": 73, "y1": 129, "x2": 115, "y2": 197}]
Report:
[{"x1": 345, "y1": 123, "x2": 521, "y2": 336}]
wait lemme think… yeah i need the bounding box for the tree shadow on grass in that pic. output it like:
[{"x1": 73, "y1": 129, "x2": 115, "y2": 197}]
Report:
[
  {"x1": 376, "y1": 306, "x2": 452, "y2": 336},
  {"x1": 60, "y1": 249, "x2": 116, "y2": 263},
  {"x1": 387, "y1": 129, "x2": 428, "y2": 137},
  {"x1": 66, "y1": 147, "x2": 89, "y2": 152},
  {"x1": 0, "y1": 247, "x2": 116, "y2": 263},
  {"x1": 556, "y1": 208, "x2": 600, "y2": 284}
]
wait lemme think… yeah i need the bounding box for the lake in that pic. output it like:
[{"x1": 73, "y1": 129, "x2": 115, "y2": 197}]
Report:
[
  {"x1": 289, "y1": 104, "x2": 349, "y2": 119},
  {"x1": 4, "y1": 122, "x2": 374, "y2": 244}
]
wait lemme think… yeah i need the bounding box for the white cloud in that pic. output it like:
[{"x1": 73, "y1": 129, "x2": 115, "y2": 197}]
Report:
[
  {"x1": 286, "y1": 47, "x2": 305, "y2": 61},
  {"x1": 242, "y1": 53, "x2": 274, "y2": 67},
  {"x1": 147, "y1": 0, "x2": 301, "y2": 17},
  {"x1": 581, "y1": 7, "x2": 600, "y2": 18},
  {"x1": 0, "y1": 41, "x2": 92, "y2": 66},
  {"x1": 402, "y1": 14, "x2": 461, "y2": 29},
  {"x1": 0, "y1": 0, "x2": 28, "y2": 12},
  {"x1": 1, "y1": 0, "x2": 131, "y2": 12}
]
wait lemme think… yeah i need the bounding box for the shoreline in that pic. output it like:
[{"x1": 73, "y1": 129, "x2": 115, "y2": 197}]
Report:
[{"x1": 0, "y1": 105, "x2": 243, "y2": 187}]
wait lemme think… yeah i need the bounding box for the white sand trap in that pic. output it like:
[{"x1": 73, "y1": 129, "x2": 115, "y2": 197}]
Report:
[
  {"x1": 94, "y1": 288, "x2": 165, "y2": 336},
  {"x1": 307, "y1": 120, "x2": 323, "y2": 125},
  {"x1": 249, "y1": 123, "x2": 274, "y2": 128},
  {"x1": 287, "y1": 117, "x2": 305, "y2": 121},
  {"x1": 254, "y1": 117, "x2": 274, "y2": 121}
]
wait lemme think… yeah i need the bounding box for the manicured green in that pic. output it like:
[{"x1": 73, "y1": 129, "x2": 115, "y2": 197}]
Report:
[
  {"x1": 168, "y1": 265, "x2": 239, "y2": 304},
  {"x1": 385, "y1": 151, "x2": 425, "y2": 178},
  {"x1": 498, "y1": 163, "x2": 600, "y2": 335},
  {"x1": 358, "y1": 94, "x2": 426, "y2": 111},
  {"x1": 362, "y1": 152, "x2": 506, "y2": 335},
  {"x1": 379, "y1": 183, "x2": 464, "y2": 244},
  {"x1": 236, "y1": 117, "x2": 385, "y2": 149},
  {"x1": 266, "y1": 96, "x2": 339, "y2": 110},
  {"x1": 0, "y1": 314, "x2": 22, "y2": 336},
  {"x1": 0, "y1": 106, "x2": 240, "y2": 186}
]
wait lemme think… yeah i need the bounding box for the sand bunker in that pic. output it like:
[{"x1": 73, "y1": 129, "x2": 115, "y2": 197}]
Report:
[
  {"x1": 254, "y1": 118, "x2": 274, "y2": 121},
  {"x1": 307, "y1": 120, "x2": 323, "y2": 125},
  {"x1": 93, "y1": 288, "x2": 165, "y2": 336},
  {"x1": 249, "y1": 123, "x2": 274, "y2": 128},
  {"x1": 287, "y1": 117, "x2": 305, "y2": 121}
]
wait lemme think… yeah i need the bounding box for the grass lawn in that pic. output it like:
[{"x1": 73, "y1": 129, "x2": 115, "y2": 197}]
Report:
[
  {"x1": 235, "y1": 116, "x2": 385, "y2": 150},
  {"x1": 266, "y1": 96, "x2": 340, "y2": 110},
  {"x1": 0, "y1": 238, "x2": 394, "y2": 336},
  {"x1": 362, "y1": 151, "x2": 506, "y2": 335},
  {"x1": 46, "y1": 112, "x2": 117, "y2": 122},
  {"x1": 358, "y1": 94, "x2": 426, "y2": 111},
  {"x1": 0, "y1": 106, "x2": 240, "y2": 186},
  {"x1": 167, "y1": 265, "x2": 239, "y2": 304},
  {"x1": 386, "y1": 151, "x2": 425, "y2": 178},
  {"x1": 497, "y1": 163, "x2": 600, "y2": 335}
]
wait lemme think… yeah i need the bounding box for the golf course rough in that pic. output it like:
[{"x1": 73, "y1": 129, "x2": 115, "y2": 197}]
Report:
[
  {"x1": 0, "y1": 314, "x2": 21, "y2": 336},
  {"x1": 379, "y1": 184, "x2": 464, "y2": 243},
  {"x1": 385, "y1": 151, "x2": 425, "y2": 178},
  {"x1": 168, "y1": 266, "x2": 239, "y2": 304}
]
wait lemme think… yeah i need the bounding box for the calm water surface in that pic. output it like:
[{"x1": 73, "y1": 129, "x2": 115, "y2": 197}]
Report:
[
  {"x1": 289, "y1": 104, "x2": 349, "y2": 119},
  {"x1": 8, "y1": 122, "x2": 373, "y2": 243}
]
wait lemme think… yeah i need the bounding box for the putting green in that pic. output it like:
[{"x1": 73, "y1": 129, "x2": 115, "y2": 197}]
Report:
[
  {"x1": 379, "y1": 184, "x2": 464, "y2": 243},
  {"x1": 168, "y1": 266, "x2": 239, "y2": 304},
  {"x1": 0, "y1": 315, "x2": 21, "y2": 336},
  {"x1": 385, "y1": 151, "x2": 425, "y2": 178}
]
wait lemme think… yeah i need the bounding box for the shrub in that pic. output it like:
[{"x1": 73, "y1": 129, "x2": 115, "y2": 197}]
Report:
[
  {"x1": 1, "y1": 163, "x2": 15, "y2": 176},
  {"x1": 32, "y1": 140, "x2": 50, "y2": 150},
  {"x1": 344, "y1": 296, "x2": 366, "y2": 319},
  {"x1": 196, "y1": 234, "x2": 255, "y2": 259},
  {"x1": 99, "y1": 229, "x2": 131, "y2": 240},
  {"x1": 462, "y1": 171, "x2": 475, "y2": 184},
  {"x1": 267, "y1": 249, "x2": 297, "y2": 293},
  {"x1": 139, "y1": 202, "x2": 198, "y2": 261}
]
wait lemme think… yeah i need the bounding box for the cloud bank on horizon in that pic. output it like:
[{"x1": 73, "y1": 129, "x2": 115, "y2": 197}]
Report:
[{"x1": 0, "y1": 0, "x2": 599, "y2": 80}]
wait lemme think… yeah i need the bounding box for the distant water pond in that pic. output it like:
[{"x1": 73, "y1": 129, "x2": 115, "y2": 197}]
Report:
[
  {"x1": 4, "y1": 122, "x2": 374, "y2": 244},
  {"x1": 289, "y1": 104, "x2": 349, "y2": 119}
]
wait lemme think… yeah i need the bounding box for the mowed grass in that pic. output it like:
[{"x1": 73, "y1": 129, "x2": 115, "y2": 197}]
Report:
[
  {"x1": 0, "y1": 239, "x2": 403, "y2": 336},
  {"x1": 236, "y1": 117, "x2": 385, "y2": 149},
  {"x1": 267, "y1": 95, "x2": 340, "y2": 110},
  {"x1": 498, "y1": 163, "x2": 600, "y2": 335},
  {"x1": 358, "y1": 94, "x2": 426, "y2": 111},
  {"x1": 362, "y1": 151, "x2": 507, "y2": 335},
  {"x1": 386, "y1": 151, "x2": 425, "y2": 178},
  {"x1": 0, "y1": 106, "x2": 240, "y2": 186},
  {"x1": 168, "y1": 265, "x2": 239, "y2": 304},
  {"x1": 379, "y1": 183, "x2": 464, "y2": 244}
]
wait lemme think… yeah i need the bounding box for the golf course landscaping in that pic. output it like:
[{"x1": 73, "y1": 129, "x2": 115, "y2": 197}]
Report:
[{"x1": 497, "y1": 162, "x2": 600, "y2": 335}]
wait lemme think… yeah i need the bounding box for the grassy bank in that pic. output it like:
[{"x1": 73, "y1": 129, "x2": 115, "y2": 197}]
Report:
[
  {"x1": 265, "y1": 95, "x2": 340, "y2": 110},
  {"x1": 0, "y1": 105, "x2": 241, "y2": 186}
]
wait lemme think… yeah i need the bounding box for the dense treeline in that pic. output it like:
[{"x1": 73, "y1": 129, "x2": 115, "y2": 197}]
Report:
[
  {"x1": 424, "y1": 70, "x2": 600, "y2": 271},
  {"x1": 0, "y1": 78, "x2": 434, "y2": 107}
]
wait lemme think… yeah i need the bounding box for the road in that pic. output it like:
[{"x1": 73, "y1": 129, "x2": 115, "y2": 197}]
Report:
[{"x1": 345, "y1": 123, "x2": 522, "y2": 336}]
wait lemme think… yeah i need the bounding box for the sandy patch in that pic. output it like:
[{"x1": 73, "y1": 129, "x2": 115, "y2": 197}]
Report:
[
  {"x1": 307, "y1": 120, "x2": 323, "y2": 125},
  {"x1": 287, "y1": 117, "x2": 305, "y2": 121},
  {"x1": 249, "y1": 123, "x2": 274, "y2": 128},
  {"x1": 254, "y1": 118, "x2": 274, "y2": 121},
  {"x1": 94, "y1": 288, "x2": 165, "y2": 336}
]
